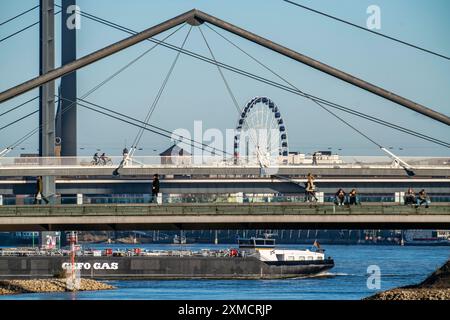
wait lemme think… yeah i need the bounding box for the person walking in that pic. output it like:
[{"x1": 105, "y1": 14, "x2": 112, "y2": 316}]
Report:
[
  {"x1": 304, "y1": 173, "x2": 317, "y2": 202},
  {"x1": 34, "y1": 176, "x2": 49, "y2": 205},
  {"x1": 122, "y1": 147, "x2": 129, "y2": 166},
  {"x1": 312, "y1": 152, "x2": 317, "y2": 165},
  {"x1": 113, "y1": 147, "x2": 129, "y2": 176},
  {"x1": 151, "y1": 174, "x2": 160, "y2": 203}
]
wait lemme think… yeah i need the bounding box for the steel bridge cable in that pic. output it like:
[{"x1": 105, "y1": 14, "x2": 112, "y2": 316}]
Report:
[
  {"x1": 204, "y1": 25, "x2": 407, "y2": 150},
  {"x1": 201, "y1": 25, "x2": 443, "y2": 152},
  {"x1": 282, "y1": 0, "x2": 450, "y2": 61},
  {"x1": 0, "y1": 5, "x2": 39, "y2": 26},
  {"x1": 0, "y1": 10, "x2": 61, "y2": 44},
  {"x1": 205, "y1": 24, "x2": 450, "y2": 149},
  {"x1": 199, "y1": 28, "x2": 308, "y2": 187},
  {"x1": 3, "y1": 8, "x2": 445, "y2": 153},
  {"x1": 0, "y1": 96, "x2": 38, "y2": 118},
  {"x1": 130, "y1": 25, "x2": 193, "y2": 156},
  {"x1": 72, "y1": 9, "x2": 450, "y2": 149},
  {"x1": 0, "y1": 23, "x2": 185, "y2": 155},
  {"x1": 204, "y1": 58, "x2": 450, "y2": 148},
  {"x1": 71, "y1": 98, "x2": 231, "y2": 157},
  {"x1": 193, "y1": 36, "x2": 450, "y2": 148},
  {"x1": 57, "y1": 95, "x2": 233, "y2": 156},
  {"x1": 198, "y1": 26, "x2": 267, "y2": 165},
  {"x1": 0, "y1": 110, "x2": 38, "y2": 132},
  {"x1": 201, "y1": 26, "x2": 384, "y2": 149},
  {"x1": 198, "y1": 27, "x2": 241, "y2": 113}
]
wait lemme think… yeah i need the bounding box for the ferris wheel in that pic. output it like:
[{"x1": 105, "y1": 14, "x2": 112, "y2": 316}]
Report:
[{"x1": 233, "y1": 97, "x2": 289, "y2": 165}]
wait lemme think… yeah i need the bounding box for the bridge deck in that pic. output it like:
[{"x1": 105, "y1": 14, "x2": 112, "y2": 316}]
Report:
[
  {"x1": 0, "y1": 203, "x2": 448, "y2": 231},
  {"x1": 0, "y1": 166, "x2": 449, "y2": 177}
]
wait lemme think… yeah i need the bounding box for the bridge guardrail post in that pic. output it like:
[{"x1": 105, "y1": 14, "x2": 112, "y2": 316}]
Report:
[
  {"x1": 77, "y1": 194, "x2": 83, "y2": 205},
  {"x1": 395, "y1": 192, "x2": 404, "y2": 204},
  {"x1": 317, "y1": 192, "x2": 324, "y2": 203},
  {"x1": 236, "y1": 192, "x2": 243, "y2": 203},
  {"x1": 157, "y1": 193, "x2": 162, "y2": 205}
]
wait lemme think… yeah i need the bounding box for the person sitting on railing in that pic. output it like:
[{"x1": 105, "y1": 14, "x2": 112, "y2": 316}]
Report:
[
  {"x1": 348, "y1": 189, "x2": 360, "y2": 205},
  {"x1": 404, "y1": 188, "x2": 416, "y2": 205},
  {"x1": 334, "y1": 189, "x2": 346, "y2": 206},
  {"x1": 415, "y1": 189, "x2": 430, "y2": 208}
]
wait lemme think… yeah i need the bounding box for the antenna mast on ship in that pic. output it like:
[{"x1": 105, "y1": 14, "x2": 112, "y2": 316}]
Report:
[{"x1": 66, "y1": 231, "x2": 80, "y2": 291}]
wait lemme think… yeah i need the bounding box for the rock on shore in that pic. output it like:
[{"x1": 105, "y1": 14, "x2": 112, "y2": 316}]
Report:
[
  {"x1": 365, "y1": 288, "x2": 450, "y2": 300},
  {"x1": 365, "y1": 259, "x2": 450, "y2": 300},
  {"x1": 0, "y1": 278, "x2": 114, "y2": 296}
]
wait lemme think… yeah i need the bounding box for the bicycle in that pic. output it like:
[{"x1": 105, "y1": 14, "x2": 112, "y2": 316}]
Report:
[{"x1": 100, "y1": 157, "x2": 113, "y2": 165}]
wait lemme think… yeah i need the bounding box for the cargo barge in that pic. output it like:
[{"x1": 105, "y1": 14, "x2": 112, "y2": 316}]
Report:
[{"x1": 0, "y1": 238, "x2": 334, "y2": 279}]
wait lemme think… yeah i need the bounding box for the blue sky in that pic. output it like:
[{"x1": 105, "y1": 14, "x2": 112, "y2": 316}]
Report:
[{"x1": 0, "y1": 0, "x2": 449, "y2": 157}]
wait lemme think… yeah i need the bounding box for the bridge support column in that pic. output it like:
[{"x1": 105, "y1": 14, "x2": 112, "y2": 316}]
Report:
[
  {"x1": 60, "y1": 0, "x2": 78, "y2": 156},
  {"x1": 236, "y1": 192, "x2": 243, "y2": 203},
  {"x1": 39, "y1": 0, "x2": 56, "y2": 202},
  {"x1": 0, "y1": 195, "x2": 3, "y2": 206}
]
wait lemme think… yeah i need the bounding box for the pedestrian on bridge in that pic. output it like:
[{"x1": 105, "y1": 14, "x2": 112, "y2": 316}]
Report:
[
  {"x1": 304, "y1": 173, "x2": 317, "y2": 202},
  {"x1": 415, "y1": 189, "x2": 430, "y2": 208},
  {"x1": 312, "y1": 152, "x2": 317, "y2": 165},
  {"x1": 122, "y1": 147, "x2": 129, "y2": 166},
  {"x1": 334, "y1": 189, "x2": 346, "y2": 206},
  {"x1": 33, "y1": 176, "x2": 49, "y2": 205},
  {"x1": 151, "y1": 174, "x2": 160, "y2": 204},
  {"x1": 404, "y1": 188, "x2": 416, "y2": 205},
  {"x1": 348, "y1": 189, "x2": 360, "y2": 205}
]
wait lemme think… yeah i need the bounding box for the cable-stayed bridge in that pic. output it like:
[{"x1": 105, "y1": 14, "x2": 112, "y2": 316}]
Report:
[{"x1": 0, "y1": 2, "x2": 449, "y2": 231}]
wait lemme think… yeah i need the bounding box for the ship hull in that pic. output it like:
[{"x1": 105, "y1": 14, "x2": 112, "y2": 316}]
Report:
[{"x1": 0, "y1": 256, "x2": 334, "y2": 279}]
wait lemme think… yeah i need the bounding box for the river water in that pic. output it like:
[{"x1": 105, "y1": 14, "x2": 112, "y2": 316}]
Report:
[{"x1": 1, "y1": 244, "x2": 448, "y2": 300}]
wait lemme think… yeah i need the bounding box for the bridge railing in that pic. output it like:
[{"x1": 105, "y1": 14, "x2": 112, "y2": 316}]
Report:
[
  {"x1": 2, "y1": 193, "x2": 450, "y2": 205},
  {"x1": 0, "y1": 155, "x2": 448, "y2": 168}
]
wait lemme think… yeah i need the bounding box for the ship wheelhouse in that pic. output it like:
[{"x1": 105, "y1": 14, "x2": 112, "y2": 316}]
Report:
[
  {"x1": 237, "y1": 237, "x2": 332, "y2": 265},
  {"x1": 238, "y1": 237, "x2": 276, "y2": 249}
]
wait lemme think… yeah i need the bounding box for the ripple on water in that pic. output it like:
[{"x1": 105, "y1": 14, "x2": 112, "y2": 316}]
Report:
[{"x1": 0, "y1": 244, "x2": 448, "y2": 300}]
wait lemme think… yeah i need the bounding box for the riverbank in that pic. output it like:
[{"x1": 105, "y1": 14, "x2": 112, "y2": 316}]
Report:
[
  {"x1": 365, "y1": 259, "x2": 450, "y2": 300},
  {"x1": 0, "y1": 278, "x2": 114, "y2": 296}
]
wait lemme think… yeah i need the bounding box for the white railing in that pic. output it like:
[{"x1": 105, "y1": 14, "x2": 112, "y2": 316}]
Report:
[{"x1": 0, "y1": 155, "x2": 448, "y2": 168}]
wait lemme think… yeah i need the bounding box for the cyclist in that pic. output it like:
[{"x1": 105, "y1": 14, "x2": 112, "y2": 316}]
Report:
[
  {"x1": 92, "y1": 152, "x2": 100, "y2": 165},
  {"x1": 100, "y1": 152, "x2": 110, "y2": 165}
]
